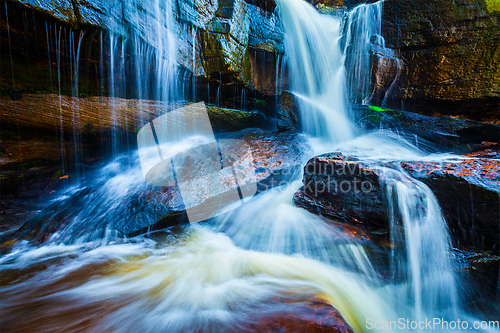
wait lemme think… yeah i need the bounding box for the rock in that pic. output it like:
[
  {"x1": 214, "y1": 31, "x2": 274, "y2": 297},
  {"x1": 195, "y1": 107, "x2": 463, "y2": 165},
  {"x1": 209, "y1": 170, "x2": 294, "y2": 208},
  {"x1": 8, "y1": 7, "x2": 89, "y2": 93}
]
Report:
[
  {"x1": 277, "y1": 91, "x2": 301, "y2": 132},
  {"x1": 382, "y1": 0, "x2": 500, "y2": 123},
  {"x1": 0, "y1": 94, "x2": 269, "y2": 134},
  {"x1": 401, "y1": 158, "x2": 500, "y2": 252},
  {"x1": 294, "y1": 152, "x2": 500, "y2": 252},
  {"x1": 293, "y1": 153, "x2": 389, "y2": 230},
  {"x1": 13, "y1": 0, "x2": 103, "y2": 27},
  {"x1": 355, "y1": 104, "x2": 500, "y2": 151},
  {"x1": 5, "y1": 131, "x2": 305, "y2": 243},
  {"x1": 247, "y1": 298, "x2": 354, "y2": 333}
]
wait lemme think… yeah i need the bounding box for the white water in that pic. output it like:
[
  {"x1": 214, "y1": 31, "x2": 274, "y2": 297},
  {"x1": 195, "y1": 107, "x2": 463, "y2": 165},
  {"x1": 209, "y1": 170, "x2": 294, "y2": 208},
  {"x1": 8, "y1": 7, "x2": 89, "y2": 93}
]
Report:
[
  {"x1": 1, "y1": 0, "x2": 497, "y2": 332},
  {"x1": 279, "y1": 0, "x2": 354, "y2": 141}
]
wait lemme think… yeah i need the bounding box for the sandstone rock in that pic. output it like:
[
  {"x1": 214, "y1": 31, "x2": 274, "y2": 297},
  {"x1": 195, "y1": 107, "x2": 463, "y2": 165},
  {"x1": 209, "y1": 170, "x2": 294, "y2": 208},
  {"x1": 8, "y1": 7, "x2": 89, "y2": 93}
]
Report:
[
  {"x1": 294, "y1": 152, "x2": 500, "y2": 252},
  {"x1": 0, "y1": 94, "x2": 268, "y2": 134},
  {"x1": 293, "y1": 153, "x2": 389, "y2": 229},
  {"x1": 382, "y1": 0, "x2": 500, "y2": 123},
  {"x1": 277, "y1": 91, "x2": 301, "y2": 132},
  {"x1": 247, "y1": 298, "x2": 354, "y2": 333},
  {"x1": 401, "y1": 158, "x2": 500, "y2": 252}
]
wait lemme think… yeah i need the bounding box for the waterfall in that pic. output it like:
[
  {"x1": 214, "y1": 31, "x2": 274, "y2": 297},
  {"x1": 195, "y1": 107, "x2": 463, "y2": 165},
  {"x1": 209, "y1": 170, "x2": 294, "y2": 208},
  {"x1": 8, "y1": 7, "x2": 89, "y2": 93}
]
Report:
[
  {"x1": 277, "y1": 0, "x2": 354, "y2": 142},
  {"x1": 0, "y1": 1, "x2": 494, "y2": 332},
  {"x1": 343, "y1": 1, "x2": 383, "y2": 104}
]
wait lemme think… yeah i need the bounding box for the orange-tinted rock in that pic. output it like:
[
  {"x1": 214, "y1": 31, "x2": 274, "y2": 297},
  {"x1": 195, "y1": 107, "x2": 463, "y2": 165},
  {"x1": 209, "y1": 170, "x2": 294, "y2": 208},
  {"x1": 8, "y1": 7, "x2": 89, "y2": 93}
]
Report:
[
  {"x1": 247, "y1": 299, "x2": 353, "y2": 333},
  {"x1": 401, "y1": 158, "x2": 500, "y2": 252},
  {"x1": 294, "y1": 152, "x2": 500, "y2": 252},
  {"x1": 293, "y1": 153, "x2": 390, "y2": 230}
]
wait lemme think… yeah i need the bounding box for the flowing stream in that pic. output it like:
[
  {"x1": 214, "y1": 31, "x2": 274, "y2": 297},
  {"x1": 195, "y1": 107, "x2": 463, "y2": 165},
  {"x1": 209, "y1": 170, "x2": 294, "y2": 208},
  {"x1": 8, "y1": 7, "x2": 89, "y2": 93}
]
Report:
[{"x1": 0, "y1": 0, "x2": 497, "y2": 332}]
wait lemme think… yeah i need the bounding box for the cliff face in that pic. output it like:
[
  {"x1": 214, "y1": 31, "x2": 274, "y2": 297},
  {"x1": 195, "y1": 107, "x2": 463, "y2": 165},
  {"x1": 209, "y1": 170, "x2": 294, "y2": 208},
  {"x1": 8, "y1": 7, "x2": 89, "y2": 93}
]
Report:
[{"x1": 383, "y1": 0, "x2": 500, "y2": 123}]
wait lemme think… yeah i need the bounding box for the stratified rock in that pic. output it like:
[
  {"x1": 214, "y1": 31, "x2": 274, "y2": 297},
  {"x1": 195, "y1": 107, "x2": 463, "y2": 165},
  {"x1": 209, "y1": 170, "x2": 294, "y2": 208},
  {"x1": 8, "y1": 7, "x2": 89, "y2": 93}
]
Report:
[
  {"x1": 383, "y1": 0, "x2": 500, "y2": 123},
  {"x1": 294, "y1": 152, "x2": 500, "y2": 252},
  {"x1": 401, "y1": 158, "x2": 500, "y2": 252},
  {"x1": 0, "y1": 94, "x2": 267, "y2": 134},
  {"x1": 277, "y1": 91, "x2": 301, "y2": 132}
]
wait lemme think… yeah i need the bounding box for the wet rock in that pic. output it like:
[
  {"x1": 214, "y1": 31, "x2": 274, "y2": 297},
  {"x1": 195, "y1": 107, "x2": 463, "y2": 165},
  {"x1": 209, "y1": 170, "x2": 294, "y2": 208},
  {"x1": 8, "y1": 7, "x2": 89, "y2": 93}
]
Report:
[
  {"x1": 277, "y1": 91, "x2": 301, "y2": 132},
  {"x1": 382, "y1": 0, "x2": 500, "y2": 123},
  {"x1": 0, "y1": 94, "x2": 269, "y2": 134},
  {"x1": 293, "y1": 153, "x2": 389, "y2": 230},
  {"x1": 294, "y1": 152, "x2": 500, "y2": 252},
  {"x1": 401, "y1": 158, "x2": 500, "y2": 252},
  {"x1": 198, "y1": 0, "x2": 284, "y2": 94},
  {"x1": 355, "y1": 104, "x2": 500, "y2": 151},
  {"x1": 453, "y1": 248, "x2": 500, "y2": 311},
  {"x1": 6, "y1": 131, "x2": 305, "y2": 243},
  {"x1": 247, "y1": 298, "x2": 354, "y2": 333},
  {"x1": 13, "y1": 0, "x2": 103, "y2": 27}
]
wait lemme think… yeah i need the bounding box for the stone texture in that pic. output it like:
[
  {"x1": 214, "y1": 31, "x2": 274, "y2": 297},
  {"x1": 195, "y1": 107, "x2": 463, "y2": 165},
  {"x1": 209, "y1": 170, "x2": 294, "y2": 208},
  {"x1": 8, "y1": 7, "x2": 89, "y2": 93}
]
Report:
[
  {"x1": 294, "y1": 151, "x2": 500, "y2": 252},
  {"x1": 382, "y1": 0, "x2": 500, "y2": 123},
  {"x1": 355, "y1": 104, "x2": 500, "y2": 151},
  {"x1": 293, "y1": 153, "x2": 389, "y2": 230},
  {"x1": 277, "y1": 91, "x2": 301, "y2": 132},
  {"x1": 401, "y1": 158, "x2": 500, "y2": 252},
  {"x1": 12, "y1": 0, "x2": 103, "y2": 26},
  {"x1": 0, "y1": 94, "x2": 266, "y2": 134}
]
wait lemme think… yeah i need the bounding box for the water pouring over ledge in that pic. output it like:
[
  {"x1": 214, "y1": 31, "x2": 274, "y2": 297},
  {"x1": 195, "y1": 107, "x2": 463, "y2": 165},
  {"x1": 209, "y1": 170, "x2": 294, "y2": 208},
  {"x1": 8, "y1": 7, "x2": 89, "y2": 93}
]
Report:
[{"x1": 0, "y1": 0, "x2": 498, "y2": 332}]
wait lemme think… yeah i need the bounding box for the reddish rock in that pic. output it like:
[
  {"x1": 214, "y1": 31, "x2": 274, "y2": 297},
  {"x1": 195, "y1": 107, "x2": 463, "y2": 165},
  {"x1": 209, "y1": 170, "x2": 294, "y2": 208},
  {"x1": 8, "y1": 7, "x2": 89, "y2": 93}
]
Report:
[
  {"x1": 293, "y1": 153, "x2": 390, "y2": 230},
  {"x1": 401, "y1": 158, "x2": 500, "y2": 252},
  {"x1": 294, "y1": 152, "x2": 500, "y2": 252},
  {"x1": 247, "y1": 299, "x2": 354, "y2": 333}
]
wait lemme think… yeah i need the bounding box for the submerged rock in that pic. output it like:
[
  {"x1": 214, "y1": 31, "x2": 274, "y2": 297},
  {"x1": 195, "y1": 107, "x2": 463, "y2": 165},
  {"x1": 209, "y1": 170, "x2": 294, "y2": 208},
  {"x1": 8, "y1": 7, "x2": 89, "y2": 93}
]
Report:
[{"x1": 294, "y1": 152, "x2": 500, "y2": 252}]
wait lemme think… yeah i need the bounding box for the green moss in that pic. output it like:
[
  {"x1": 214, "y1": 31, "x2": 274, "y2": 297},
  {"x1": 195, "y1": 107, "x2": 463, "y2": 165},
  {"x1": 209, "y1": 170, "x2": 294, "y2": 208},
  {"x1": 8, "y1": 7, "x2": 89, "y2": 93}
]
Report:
[
  {"x1": 368, "y1": 105, "x2": 392, "y2": 112},
  {"x1": 486, "y1": 0, "x2": 500, "y2": 12}
]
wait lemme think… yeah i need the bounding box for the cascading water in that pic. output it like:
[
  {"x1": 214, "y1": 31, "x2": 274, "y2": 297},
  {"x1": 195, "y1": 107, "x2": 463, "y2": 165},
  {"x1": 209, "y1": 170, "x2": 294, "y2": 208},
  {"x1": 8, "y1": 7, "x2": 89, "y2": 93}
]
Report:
[
  {"x1": 0, "y1": 0, "x2": 497, "y2": 332},
  {"x1": 278, "y1": 0, "x2": 354, "y2": 142}
]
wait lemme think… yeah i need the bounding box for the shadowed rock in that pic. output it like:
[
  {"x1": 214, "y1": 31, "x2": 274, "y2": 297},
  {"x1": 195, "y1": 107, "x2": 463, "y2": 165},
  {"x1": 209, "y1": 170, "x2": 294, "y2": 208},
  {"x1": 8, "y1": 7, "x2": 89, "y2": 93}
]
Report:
[{"x1": 294, "y1": 152, "x2": 500, "y2": 252}]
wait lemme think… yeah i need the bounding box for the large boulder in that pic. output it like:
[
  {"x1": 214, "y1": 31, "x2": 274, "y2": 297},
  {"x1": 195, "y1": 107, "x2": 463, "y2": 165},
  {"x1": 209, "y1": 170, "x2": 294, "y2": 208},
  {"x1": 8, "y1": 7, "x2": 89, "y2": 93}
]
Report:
[
  {"x1": 382, "y1": 0, "x2": 500, "y2": 123},
  {"x1": 294, "y1": 152, "x2": 500, "y2": 252},
  {"x1": 293, "y1": 153, "x2": 389, "y2": 229}
]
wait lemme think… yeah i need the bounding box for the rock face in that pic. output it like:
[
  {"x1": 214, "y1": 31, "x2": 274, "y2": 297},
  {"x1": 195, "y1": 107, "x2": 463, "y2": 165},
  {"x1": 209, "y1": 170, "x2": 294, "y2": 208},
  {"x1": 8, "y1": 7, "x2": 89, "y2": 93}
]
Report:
[
  {"x1": 277, "y1": 91, "x2": 301, "y2": 132},
  {"x1": 355, "y1": 104, "x2": 500, "y2": 151},
  {"x1": 401, "y1": 159, "x2": 500, "y2": 252},
  {"x1": 294, "y1": 152, "x2": 500, "y2": 252},
  {"x1": 383, "y1": 0, "x2": 500, "y2": 123},
  {"x1": 293, "y1": 153, "x2": 389, "y2": 229}
]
